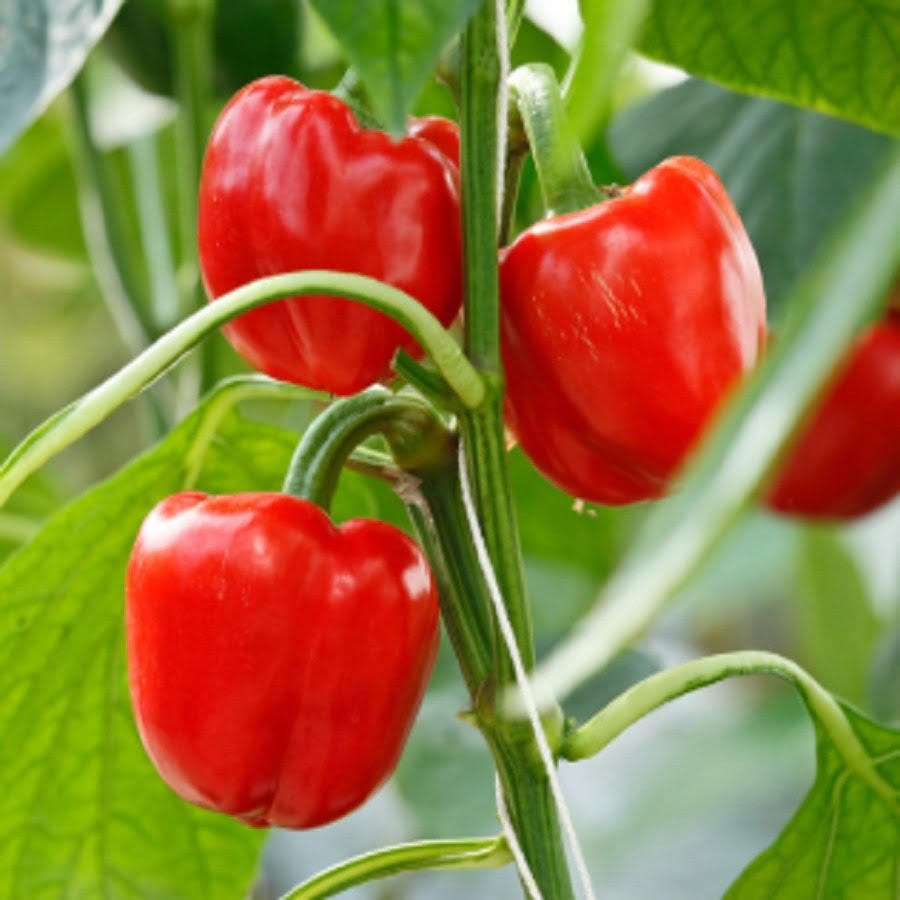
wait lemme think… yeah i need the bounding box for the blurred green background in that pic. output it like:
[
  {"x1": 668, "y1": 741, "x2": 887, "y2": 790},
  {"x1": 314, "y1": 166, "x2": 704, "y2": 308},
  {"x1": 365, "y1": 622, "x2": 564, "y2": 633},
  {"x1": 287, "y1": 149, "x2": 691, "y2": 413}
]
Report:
[{"x1": 0, "y1": 0, "x2": 897, "y2": 897}]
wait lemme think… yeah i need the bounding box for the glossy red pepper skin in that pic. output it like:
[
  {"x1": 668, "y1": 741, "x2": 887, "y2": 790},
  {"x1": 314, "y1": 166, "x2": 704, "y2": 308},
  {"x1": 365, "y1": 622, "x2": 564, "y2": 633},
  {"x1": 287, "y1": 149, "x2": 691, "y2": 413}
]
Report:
[
  {"x1": 199, "y1": 77, "x2": 462, "y2": 395},
  {"x1": 408, "y1": 116, "x2": 460, "y2": 168},
  {"x1": 501, "y1": 156, "x2": 767, "y2": 505},
  {"x1": 126, "y1": 492, "x2": 440, "y2": 829},
  {"x1": 766, "y1": 313, "x2": 900, "y2": 519}
]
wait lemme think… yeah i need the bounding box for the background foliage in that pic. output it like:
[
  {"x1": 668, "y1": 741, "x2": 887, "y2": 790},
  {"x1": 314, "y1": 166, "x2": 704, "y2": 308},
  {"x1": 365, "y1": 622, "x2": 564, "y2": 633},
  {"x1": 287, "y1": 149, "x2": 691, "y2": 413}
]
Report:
[{"x1": 0, "y1": 0, "x2": 897, "y2": 897}]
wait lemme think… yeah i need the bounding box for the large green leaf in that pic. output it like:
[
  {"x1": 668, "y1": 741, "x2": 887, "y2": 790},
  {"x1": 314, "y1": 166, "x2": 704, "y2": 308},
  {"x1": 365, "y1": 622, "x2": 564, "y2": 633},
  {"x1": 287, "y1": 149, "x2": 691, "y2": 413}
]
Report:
[
  {"x1": 610, "y1": 78, "x2": 894, "y2": 315},
  {"x1": 639, "y1": 0, "x2": 900, "y2": 135},
  {"x1": 310, "y1": 0, "x2": 481, "y2": 132},
  {"x1": 727, "y1": 704, "x2": 899, "y2": 897},
  {"x1": 0, "y1": 0, "x2": 125, "y2": 154},
  {"x1": 567, "y1": 0, "x2": 650, "y2": 142},
  {"x1": 0, "y1": 378, "x2": 401, "y2": 897},
  {"x1": 104, "y1": 0, "x2": 303, "y2": 98},
  {"x1": 0, "y1": 114, "x2": 86, "y2": 258},
  {"x1": 393, "y1": 688, "x2": 496, "y2": 839},
  {"x1": 0, "y1": 440, "x2": 58, "y2": 564}
]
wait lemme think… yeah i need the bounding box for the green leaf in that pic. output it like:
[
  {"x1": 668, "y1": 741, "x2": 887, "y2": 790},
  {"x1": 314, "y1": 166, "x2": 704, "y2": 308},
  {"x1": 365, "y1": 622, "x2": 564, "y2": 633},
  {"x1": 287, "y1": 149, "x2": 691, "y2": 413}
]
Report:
[
  {"x1": 511, "y1": 18, "x2": 570, "y2": 81},
  {"x1": 870, "y1": 627, "x2": 900, "y2": 725},
  {"x1": 794, "y1": 528, "x2": 884, "y2": 706},
  {"x1": 0, "y1": 378, "x2": 399, "y2": 897},
  {"x1": 567, "y1": 0, "x2": 650, "y2": 142},
  {"x1": 610, "y1": 78, "x2": 894, "y2": 315},
  {"x1": 393, "y1": 689, "x2": 497, "y2": 838},
  {"x1": 0, "y1": 439, "x2": 57, "y2": 563},
  {"x1": 310, "y1": 0, "x2": 481, "y2": 132},
  {"x1": 511, "y1": 450, "x2": 634, "y2": 578},
  {"x1": 727, "y1": 704, "x2": 899, "y2": 897},
  {"x1": 639, "y1": 0, "x2": 900, "y2": 135},
  {"x1": 104, "y1": 0, "x2": 304, "y2": 99},
  {"x1": 0, "y1": 115, "x2": 86, "y2": 259},
  {"x1": 0, "y1": 0, "x2": 125, "y2": 154},
  {"x1": 213, "y1": 0, "x2": 303, "y2": 94},
  {"x1": 509, "y1": 448, "x2": 640, "y2": 641}
]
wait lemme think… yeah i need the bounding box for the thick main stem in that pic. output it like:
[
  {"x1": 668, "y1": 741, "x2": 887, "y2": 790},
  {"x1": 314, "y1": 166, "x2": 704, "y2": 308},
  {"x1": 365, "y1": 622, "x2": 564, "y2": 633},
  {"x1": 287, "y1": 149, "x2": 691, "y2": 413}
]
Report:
[
  {"x1": 409, "y1": 460, "x2": 573, "y2": 899},
  {"x1": 458, "y1": 3, "x2": 575, "y2": 897}
]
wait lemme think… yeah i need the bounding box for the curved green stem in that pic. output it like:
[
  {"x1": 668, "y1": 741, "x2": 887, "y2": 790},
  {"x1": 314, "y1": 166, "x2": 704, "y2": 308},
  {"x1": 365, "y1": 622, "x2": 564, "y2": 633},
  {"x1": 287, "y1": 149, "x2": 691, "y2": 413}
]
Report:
[
  {"x1": 561, "y1": 651, "x2": 899, "y2": 814},
  {"x1": 509, "y1": 64, "x2": 600, "y2": 216},
  {"x1": 393, "y1": 350, "x2": 456, "y2": 408},
  {"x1": 0, "y1": 271, "x2": 484, "y2": 510},
  {"x1": 283, "y1": 387, "x2": 453, "y2": 509},
  {"x1": 280, "y1": 836, "x2": 510, "y2": 900}
]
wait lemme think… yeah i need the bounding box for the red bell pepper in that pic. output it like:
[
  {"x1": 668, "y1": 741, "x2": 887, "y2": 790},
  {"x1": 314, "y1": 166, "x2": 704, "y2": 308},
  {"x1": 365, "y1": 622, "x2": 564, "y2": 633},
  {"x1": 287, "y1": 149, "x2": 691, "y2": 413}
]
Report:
[
  {"x1": 767, "y1": 311, "x2": 900, "y2": 519},
  {"x1": 126, "y1": 492, "x2": 440, "y2": 829},
  {"x1": 501, "y1": 156, "x2": 767, "y2": 504},
  {"x1": 199, "y1": 77, "x2": 462, "y2": 395}
]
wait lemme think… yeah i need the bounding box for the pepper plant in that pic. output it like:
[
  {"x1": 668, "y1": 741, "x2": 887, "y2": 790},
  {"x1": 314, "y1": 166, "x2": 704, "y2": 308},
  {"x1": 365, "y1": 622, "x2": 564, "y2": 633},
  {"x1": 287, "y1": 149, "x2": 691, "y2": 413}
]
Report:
[{"x1": 1, "y1": 1, "x2": 899, "y2": 898}]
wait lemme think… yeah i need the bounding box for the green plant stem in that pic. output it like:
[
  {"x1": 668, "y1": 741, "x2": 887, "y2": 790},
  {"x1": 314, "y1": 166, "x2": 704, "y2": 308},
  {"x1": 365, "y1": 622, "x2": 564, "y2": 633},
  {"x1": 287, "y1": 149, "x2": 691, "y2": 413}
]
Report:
[
  {"x1": 459, "y1": 403, "x2": 532, "y2": 679},
  {"x1": 393, "y1": 350, "x2": 456, "y2": 408},
  {"x1": 408, "y1": 466, "x2": 495, "y2": 694},
  {"x1": 283, "y1": 387, "x2": 453, "y2": 509},
  {"x1": 69, "y1": 75, "x2": 156, "y2": 354},
  {"x1": 560, "y1": 651, "x2": 899, "y2": 813},
  {"x1": 282, "y1": 388, "x2": 497, "y2": 693},
  {"x1": 563, "y1": 0, "x2": 651, "y2": 143},
  {"x1": 281, "y1": 836, "x2": 511, "y2": 899},
  {"x1": 69, "y1": 73, "x2": 170, "y2": 442},
  {"x1": 460, "y1": 0, "x2": 504, "y2": 372},
  {"x1": 505, "y1": 0, "x2": 527, "y2": 45},
  {"x1": 509, "y1": 64, "x2": 601, "y2": 215},
  {"x1": 500, "y1": 143, "x2": 526, "y2": 244},
  {"x1": 405, "y1": 458, "x2": 573, "y2": 899},
  {"x1": 458, "y1": 4, "x2": 575, "y2": 898},
  {"x1": 170, "y1": 0, "x2": 210, "y2": 298},
  {"x1": 0, "y1": 271, "x2": 484, "y2": 510},
  {"x1": 170, "y1": 0, "x2": 214, "y2": 392},
  {"x1": 127, "y1": 134, "x2": 180, "y2": 331},
  {"x1": 528, "y1": 143, "x2": 900, "y2": 710}
]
